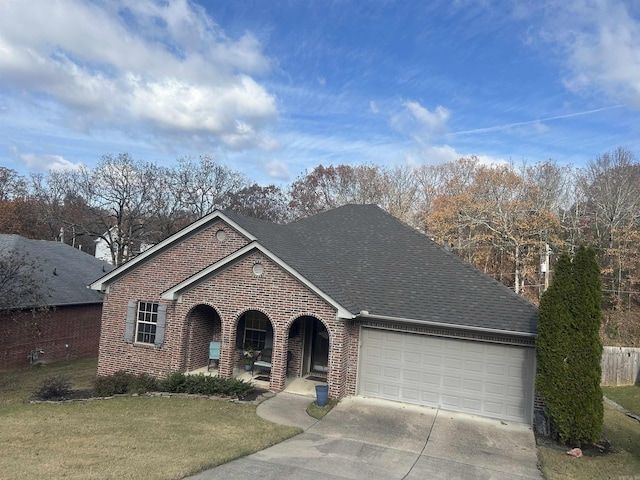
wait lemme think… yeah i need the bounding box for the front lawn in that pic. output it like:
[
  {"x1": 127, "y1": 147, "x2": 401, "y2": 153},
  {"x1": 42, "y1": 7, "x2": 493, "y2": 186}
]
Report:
[
  {"x1": 0, "y1": 360, "x2": 301, "y2": 479},
  {"x1": 603, "y1": 385, "x2": 640, "y2": 415},
  {"x1": 537, "y1": 388, "x2": 640, "y2": 480}
]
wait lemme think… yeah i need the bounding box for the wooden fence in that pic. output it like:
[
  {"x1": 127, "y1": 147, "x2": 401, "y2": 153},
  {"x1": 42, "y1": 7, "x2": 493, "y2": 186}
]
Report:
[{"x1": 601, "y1": 346, "x2": 640, "y2": 386}]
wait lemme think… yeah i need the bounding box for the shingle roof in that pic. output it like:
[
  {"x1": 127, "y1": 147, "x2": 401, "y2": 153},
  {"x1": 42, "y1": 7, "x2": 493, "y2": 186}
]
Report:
[
  {"x1": 0, "y1": 234, "x2": 114, "y2": 309},
  {"x1": 226, "y1": 205, "x2": 538, "y2": 335}
]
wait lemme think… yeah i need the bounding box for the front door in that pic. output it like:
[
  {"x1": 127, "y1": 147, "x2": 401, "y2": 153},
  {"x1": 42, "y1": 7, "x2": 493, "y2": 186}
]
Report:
[{"x1": 311, "y1": 321, "x2": 329, "y2": 373}]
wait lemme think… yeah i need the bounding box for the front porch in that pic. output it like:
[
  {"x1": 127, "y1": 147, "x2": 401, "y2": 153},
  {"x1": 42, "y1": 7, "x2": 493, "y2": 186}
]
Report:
[{"x1": 187, "y1": 365, "x2": 326, "y2": 397}]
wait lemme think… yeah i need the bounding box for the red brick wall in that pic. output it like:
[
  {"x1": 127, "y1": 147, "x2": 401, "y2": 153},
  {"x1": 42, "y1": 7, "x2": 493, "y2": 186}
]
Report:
[
  {"x1": 97, "y1": 217, "x2": 348, "y2": 396},
  {"x1": 97, "y1": 221, "x2": 249, "y2": 377},
  {"x1": 174, "y1": 251, "x2": 345, "y2": 395},
  {"x1": 0, "y1": 304, "x2": 103, "y2": 370}
]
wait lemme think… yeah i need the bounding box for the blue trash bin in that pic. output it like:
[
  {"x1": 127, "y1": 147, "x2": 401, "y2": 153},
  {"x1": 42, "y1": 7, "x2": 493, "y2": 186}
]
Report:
[{"x1": 315, "y1": 384, "x2": 329, "y2": 407}]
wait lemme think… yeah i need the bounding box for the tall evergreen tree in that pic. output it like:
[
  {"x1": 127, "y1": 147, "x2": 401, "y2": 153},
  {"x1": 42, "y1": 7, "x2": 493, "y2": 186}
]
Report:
[
  {"x1": 536, "y1": 247, "x2": 603, "y2": 446},
  {"x1": 570, "y1": 246, "x2": 604, "y2": 443}
]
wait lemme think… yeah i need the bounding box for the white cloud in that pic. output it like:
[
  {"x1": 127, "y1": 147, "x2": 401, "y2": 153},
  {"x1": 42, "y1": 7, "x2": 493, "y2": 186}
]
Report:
[
  {"x1": 390, "y1": 101, "x2": 450, "y2": 141},
  {"x1": 369, "y1": 100, "x2": 379, "y2": 114},
  {"x1": 264, "y1": 159, "x2": 290, "y2": 180},
  {"x1": 0, "y1": 0, "x2": 277, "y2": 149},
  {"x1": 9, "y1": 147, "x2": 83, "y2": 171},
  {"x1": 540, "y1": 1, "x2": 640, "y2": 108}
]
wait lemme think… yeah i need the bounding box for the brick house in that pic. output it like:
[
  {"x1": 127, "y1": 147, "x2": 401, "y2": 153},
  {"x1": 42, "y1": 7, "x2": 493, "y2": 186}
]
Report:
[
  {"x1": 0, "y1": 235, "x2": 114, "y2": 369},
  {"x1": 90, "y1": 205, "x2": 538, "y2": 423}
]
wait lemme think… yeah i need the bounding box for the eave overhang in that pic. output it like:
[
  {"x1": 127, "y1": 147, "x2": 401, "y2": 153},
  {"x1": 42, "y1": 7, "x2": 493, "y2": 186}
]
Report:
[{"x1": 355, "y1": 311, "x2": 536, "y2": 339}]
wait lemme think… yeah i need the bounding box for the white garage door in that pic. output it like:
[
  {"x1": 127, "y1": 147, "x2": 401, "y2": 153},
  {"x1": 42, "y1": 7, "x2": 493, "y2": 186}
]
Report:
[{"x1": 358, "y1": 328, "x2": 534, "y2": 423}]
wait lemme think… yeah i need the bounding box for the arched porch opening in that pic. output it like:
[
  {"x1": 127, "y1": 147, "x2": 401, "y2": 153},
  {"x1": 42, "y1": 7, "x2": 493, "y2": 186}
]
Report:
[
  {"x1": 185, "y1": 304, "x2": 221, "y2": 372},
  {"x1": 234, "y1": 310, "x2": 274, "y2": 371},
  {"x1": 288, "y1": 315, "x2": 330, "y2": 380}
]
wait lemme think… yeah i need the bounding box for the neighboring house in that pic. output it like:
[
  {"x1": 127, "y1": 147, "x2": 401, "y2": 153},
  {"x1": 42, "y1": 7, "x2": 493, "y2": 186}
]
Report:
[
  {"x1": 0, "y1": 235, "x2": 114, "y2": 369},
  {"x1": 94, "y1": 227, "x2": 153, "y2": 265},
  {"x1": 90, "y1": 205, "x2": 538, "y2": 423}
]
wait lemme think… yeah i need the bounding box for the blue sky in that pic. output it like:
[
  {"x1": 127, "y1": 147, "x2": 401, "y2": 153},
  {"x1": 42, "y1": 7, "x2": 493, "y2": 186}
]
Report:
[{"x1": 1, "y1": 0, "x2": 639, "y2": 185}]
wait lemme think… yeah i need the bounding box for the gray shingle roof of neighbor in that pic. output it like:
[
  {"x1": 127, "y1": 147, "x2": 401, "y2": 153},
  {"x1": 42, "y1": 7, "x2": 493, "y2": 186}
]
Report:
[
  {"x1": 0, "y1": 234, "x2": 115, "y2": 309},
  {"x1": 225, "y1": 204, "x2": 538, "y2": 335}
]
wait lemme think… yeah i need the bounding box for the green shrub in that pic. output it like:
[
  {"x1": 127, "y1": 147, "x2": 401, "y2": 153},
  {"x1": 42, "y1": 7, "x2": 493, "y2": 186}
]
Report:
[
  {"x1": 157, "y1": 372, "x2": 188, "y2": 393},
  {"x1": 33, "y1": 375, "x2": 72, "y2": 400},
  {"x1": 94, "y1": 371, "x2": 255, "y2": 399},
  {"x1": 129, "y1": 373, "x2": 158, "y2": 394},
  {"x1": 94, "y1": 371, "x2": 157, "y2": 396},
  {"x1": 536, "y1": 246, "x2": 603, "y2": 446},
  {"x1": 157, "y1": 372, "x2": 254, "y2": 398}
]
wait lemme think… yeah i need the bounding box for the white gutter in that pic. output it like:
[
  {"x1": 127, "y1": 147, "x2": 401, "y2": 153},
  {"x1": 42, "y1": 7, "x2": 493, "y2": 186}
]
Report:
[{"x1": 355, "y1": 311, "x2": 536, "y2": 338}]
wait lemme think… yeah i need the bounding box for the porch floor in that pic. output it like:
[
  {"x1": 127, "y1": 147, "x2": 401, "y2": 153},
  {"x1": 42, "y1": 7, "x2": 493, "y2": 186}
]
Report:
[{"x1": 186, "y1": 366, "x2": 325, "y2": 397}]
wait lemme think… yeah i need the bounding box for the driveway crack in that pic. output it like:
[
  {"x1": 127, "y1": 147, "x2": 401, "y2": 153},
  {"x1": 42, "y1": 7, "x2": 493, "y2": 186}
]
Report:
[{"x1": 400, "y1": 408, "x2": 438, "y2": 480}]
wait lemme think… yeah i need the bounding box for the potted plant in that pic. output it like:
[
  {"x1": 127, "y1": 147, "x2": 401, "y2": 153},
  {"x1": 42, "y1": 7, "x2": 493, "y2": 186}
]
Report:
[{"x1": 243, "y1": 344, "x2": 256, "y2": 371}]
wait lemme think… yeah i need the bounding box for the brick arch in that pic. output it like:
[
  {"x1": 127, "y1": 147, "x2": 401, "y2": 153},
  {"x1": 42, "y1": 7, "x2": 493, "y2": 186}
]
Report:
[
  {"x1": 184, "y1": 303, "x2": 221, "y2": 372},
  {"x1": 231, "y1": 307, "x2": 276, "y2": 351},
  {"x1": 286, "y1": 314, "x2": 334, "y2": 380}
]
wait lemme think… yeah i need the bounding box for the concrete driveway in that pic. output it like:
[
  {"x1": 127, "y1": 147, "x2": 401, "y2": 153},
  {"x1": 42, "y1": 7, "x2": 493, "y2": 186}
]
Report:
[{"x1": 188, "y1": 395, "x2": 542, "y2": 480}]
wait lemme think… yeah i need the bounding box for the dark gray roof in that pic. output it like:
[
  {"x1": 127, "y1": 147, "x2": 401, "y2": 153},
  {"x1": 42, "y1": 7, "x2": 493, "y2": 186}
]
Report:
[
  {"x1": 226, "y1": 205, "x2": 538, "y2": 335},
  {"x1": 0, "y1": 234, "x2": 115, "y2": 309}
]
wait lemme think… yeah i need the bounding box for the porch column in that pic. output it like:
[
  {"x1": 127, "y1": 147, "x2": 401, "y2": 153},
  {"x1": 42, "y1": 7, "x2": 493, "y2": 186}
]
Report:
[
  {"x1": 327, "y1": 322, "x2": 347, "y2": 398},
  {"x1": 270, "y1": 332, "x2": 287, "y2": 391},
  {"x1": 218, "y1": 322, "x2": 235, "y2": 379}
]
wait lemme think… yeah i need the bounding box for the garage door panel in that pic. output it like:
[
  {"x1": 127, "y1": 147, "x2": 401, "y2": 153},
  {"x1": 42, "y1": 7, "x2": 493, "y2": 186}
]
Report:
[
  {"x1": 442, "y1": 356, "x2": 463, "y2": 369},
  {"x1": 403, "y1": 368, "x2": 421, "y2": 382},
  {"x1": 382, "y1": 384, "x2": 400, "y2": 397},
  {"x1": 383, "y1": 366, "x2": 401, "y2": 379},
  {"x1": 462, "y1": 397, "x2": 482, "y2": 411},
  {"x1": 485, "y1": 381, "x2": 507, "y2": 395},
  {"x1": 423, "y1": 372, "x2": 441, "y2": 387},
  {"x1": 423, "y1": 354, "x2": 442, "y2": 367},
  {"x1": 463, "y1": 378, "x2": 483, "y2": 394},
  {"x1": 440, "y1": 394, "x2": 462, "y2": 410},
  {"x1": 484, "y1": 401, "x2": 506, "y2": 415},
  {"x1": 358, "y1": 329, "x2": 534, "y2": 423}
]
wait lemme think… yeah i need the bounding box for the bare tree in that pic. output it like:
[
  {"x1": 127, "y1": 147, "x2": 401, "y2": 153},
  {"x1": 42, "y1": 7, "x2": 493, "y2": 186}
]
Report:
[
  {"x1": 578, "y1": 148, "x2": 640, "y2": 303},
  {"x1": 0, "y1": 245, "x2": 48, "y2": 312},
  {"x1": 173, "y1": 156, "x2": 247, "y2": 219},
  {"x1": 288, "y1": 164, "x2": 385, "y2": 218},
  {"x1": 227, "y1": 184, "x2": 290, "y2": 223},
  {"x1": 69, "y1": 153, "x2": 159, "y2": 266}
]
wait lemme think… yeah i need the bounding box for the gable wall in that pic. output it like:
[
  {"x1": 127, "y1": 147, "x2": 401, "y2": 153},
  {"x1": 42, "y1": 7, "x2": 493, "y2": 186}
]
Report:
[
  {"x1": 175, "y1": 252, "x2": 347, "y2": 395},
  {"x1": 97, "y1": 221, "x2": 248, "y2": 376}
]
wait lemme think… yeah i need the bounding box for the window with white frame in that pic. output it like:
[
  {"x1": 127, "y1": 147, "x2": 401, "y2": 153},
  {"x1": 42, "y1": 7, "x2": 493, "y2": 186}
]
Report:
[
  {"x1": 243, "y1": 311, "x2": 269, "y2": 350},
  {"x1": 125, "y1": 300, "x2": 167, "y2": 346},
  {"x1": 136, "y1": 301, "x2": 159, "y2": 344}
]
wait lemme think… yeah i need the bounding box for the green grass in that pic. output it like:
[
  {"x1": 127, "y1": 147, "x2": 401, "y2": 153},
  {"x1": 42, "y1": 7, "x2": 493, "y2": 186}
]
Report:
[
  {"x1": 603, "y1": 385, "x2": 640, "y2": 415},
  {"x1": 306, "y1": 397, "x2": 338, "y2": 419},
  {"x1": 538, "y1": 399, "x2": 640, "y2": 479},
  {"x1": 0, "y1": 358, "x2": 98, "y2": 406},
  {"x1": 0, "y1": 359, "x2": 301, "y2": 479}
]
